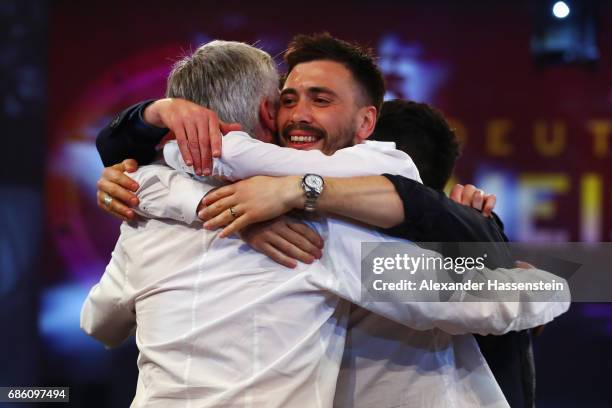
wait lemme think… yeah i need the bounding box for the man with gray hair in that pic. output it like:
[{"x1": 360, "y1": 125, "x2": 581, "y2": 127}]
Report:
[{"x1": 81, "y1": 40, "x2": 287, "y2": 406}]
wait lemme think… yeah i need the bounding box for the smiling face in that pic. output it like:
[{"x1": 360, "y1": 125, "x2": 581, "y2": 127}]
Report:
[{"x1": 276, "y1": 60, "x2": 364, "y2": 155}]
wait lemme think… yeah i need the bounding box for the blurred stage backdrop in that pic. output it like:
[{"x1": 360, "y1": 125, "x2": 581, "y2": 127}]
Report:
[{"x1": 1, "y1": 0, "x2": 611, "y2": 406}]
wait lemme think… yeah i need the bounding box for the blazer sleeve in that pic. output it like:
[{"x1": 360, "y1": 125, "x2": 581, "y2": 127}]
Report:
[
  {"x1": 381, "y1": 174, "x2": 514, "y2": 268},
  {"x1": 96, "y1": 99, "x2": 168, "y2": 167}
]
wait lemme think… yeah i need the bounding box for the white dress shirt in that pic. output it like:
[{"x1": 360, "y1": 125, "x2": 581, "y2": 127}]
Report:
[{"x1": 81, "y1": 134, "x2": 569, "y2": 407}]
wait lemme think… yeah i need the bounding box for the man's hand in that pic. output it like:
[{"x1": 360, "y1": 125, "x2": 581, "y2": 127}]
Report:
[
  {"x1": 143, "y1": 98, "x2": 241, "y2": 176},
  {"x1": 449, "y1": 184, "x2": 497, "y2": 217},
  {"x1": 199, "y1": 176, "x2": 304, "y2": 238},
  {"x1": 96, "y1": 159, "x2": 140, "y2": 221},
  {"x1": 240, "y1": 216, "x2": 324, "y2": 269}
]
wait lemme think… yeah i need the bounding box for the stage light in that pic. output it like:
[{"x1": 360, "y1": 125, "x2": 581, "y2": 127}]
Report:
[
  {"x1": 552, "y1": 1, "x2": 570, "y2": 19},
  {"x1": 532, "y1": 0, "x2": 598, "y2": 65}
]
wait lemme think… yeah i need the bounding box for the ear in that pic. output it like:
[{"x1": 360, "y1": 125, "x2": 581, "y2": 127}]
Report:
[
  {"x1": 353, "y1": 106, "x2": 377, "y2": 144},
  {"x1": 259, "y1": 98, "x2": 278, "y2": 134}
]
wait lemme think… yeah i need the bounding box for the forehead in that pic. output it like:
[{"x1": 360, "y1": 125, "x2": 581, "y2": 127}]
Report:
[{"x1": 283, "y1": 60, "x2": 358, "y2": 98}]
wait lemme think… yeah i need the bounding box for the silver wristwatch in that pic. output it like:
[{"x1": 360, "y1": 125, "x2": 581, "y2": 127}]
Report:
[{"x1": 301, "y1": 174, "x2": 324, "y2": 212}]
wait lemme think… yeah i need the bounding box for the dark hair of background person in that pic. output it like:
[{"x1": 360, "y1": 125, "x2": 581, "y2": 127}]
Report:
[
  {"x1": 284, "y1": 32, "x2": 385, "y2": 113},
  {"x1": 371, "y1": 99, "x2": 461, "y2": 191}
]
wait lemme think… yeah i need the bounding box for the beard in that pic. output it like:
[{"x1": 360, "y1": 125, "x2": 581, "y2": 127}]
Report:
[
  {"x1": 320, "y1": 122, "x2": 357, "y2": 155},
  {"x1": 280, "y1": 121, "x2": 357, "y2": 155}
]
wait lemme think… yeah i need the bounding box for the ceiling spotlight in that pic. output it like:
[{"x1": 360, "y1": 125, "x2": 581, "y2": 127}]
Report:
[{"x1": 552, "y1": 1, "x2": 570, "y2": 19}]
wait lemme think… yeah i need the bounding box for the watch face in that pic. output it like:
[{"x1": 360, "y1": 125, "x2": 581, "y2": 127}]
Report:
[{"x1": 305, "y1": 174, "x2": 324, "y2": 191}]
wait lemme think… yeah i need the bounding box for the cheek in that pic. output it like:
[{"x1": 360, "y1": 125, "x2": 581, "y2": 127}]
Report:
[
  {"x1": 276, "y1": 108, "x2": 290, "y2": 129},
  {"x1": 311, "y1": 111, "x2": 338, "y2": 133},
  {"x1": 321, "y1": 112, "x2": 350, "y2": 134}
]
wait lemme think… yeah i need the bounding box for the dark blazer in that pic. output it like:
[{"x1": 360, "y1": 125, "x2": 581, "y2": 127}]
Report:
[{"x1": 96, "y1": 102, "x2": 534, "y2": 408}]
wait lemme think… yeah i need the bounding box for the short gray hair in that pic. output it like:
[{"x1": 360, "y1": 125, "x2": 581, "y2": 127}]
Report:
[{"x1": 166, "y1": 40, "x2": 279, "y2": 135}]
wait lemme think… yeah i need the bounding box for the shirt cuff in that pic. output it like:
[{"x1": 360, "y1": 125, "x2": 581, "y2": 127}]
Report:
[{"x1": 175, "y1": 176, "x2": 216, "y2": 225}]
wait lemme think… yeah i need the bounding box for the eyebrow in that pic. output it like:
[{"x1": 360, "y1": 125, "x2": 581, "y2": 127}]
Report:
[
  {"x1": 280, "y1": 86, "x2": 339, "y2": 99},
  {"x1": 306, "y1": 86, "x2": 338, "y2": 98},
  {"x1": 280, "y1": 88, "x2": 298, "y2": 98}
]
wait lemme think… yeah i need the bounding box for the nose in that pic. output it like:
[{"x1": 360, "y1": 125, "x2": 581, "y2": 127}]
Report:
[{"x1": 290, "y1": 99, "x2": 313, "y2": 124}]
